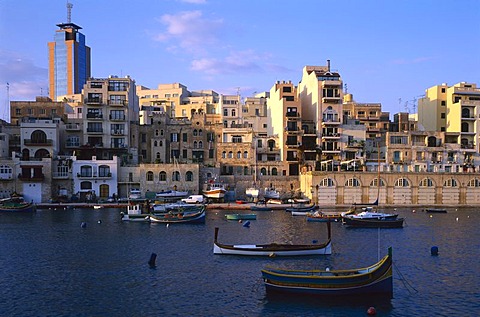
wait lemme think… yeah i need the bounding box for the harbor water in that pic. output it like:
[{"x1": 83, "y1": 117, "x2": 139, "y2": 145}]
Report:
[{"x1": 1, "y1": 206, "x2": 479, "y2": 316}]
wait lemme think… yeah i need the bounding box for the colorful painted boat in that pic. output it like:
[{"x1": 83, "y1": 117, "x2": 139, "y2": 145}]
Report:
[
  {"x1": 150, "y1": 207, "x2": 206, "y2": 224},
  {"x1": 261, "y1": 247, "x2": 393, "y2": 297},
  {"x1": 0, "y1": 194, "x2": 36, "y2": 212},
  {"x1": 121, "y1": 199, "x2": 150, "y2": 222},
  {"x1": 213, "y1": 222, "x2": 332, "y2": 256},
  {"x1": 203, "y1": 182, "x2": 227, "y2": 199},
  {"x1": 225, "y1": 213, "x2": 257, "y2": 220},
  {"x1": 285, "y1": 203, "x2": 317, "y2": 213},
  {"x1": 306, "y1": 211, "x2": 341, "y2": 222}
]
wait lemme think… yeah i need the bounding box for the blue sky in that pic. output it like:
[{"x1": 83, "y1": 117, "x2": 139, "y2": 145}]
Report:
[{"x1": 1, "y1": 0, "x2": 479, "y2": 121}]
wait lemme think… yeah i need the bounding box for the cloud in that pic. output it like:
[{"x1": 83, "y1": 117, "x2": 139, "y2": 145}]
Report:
[
  {"x1": 153, "y1": 10, "x2": 223, "y2": 53},
  {"x1": 0, "y1": 50, "x2": 47, "y2": 100},
  {"x1": 190, "y1": 50, "x2": 267, "y2": 75}
]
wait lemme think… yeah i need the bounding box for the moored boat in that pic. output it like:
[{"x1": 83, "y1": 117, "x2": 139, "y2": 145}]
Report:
[
  {"x1": 121, "y1": 199, "x2": 150, "y2": 222},
  {"x1": 203, "y1": 181, "x2": 227, "y2": 199},
  {"x1": 225, "y1": 213, "x2": 257, "y2": 220},
  {"x1": 155, "y1": 190, "x2": 189, "y2": 199},
  {"x1": 250, "y1": 205, "x2": 272, "y2": 212},
  {"x1": 424, "y1": 208, "x2": 447, "y2": 213},
  {"x1": 150, "y1": 207, "x2": 206, "y2": 224},
  {"x1": 0, "y1": 194, "x2": 36, "y2": 212},
  {"x1": 285, "y1": 203, "x2": 317, "y2": 213},
  {"x1": 306, "y1": 211, "x2": 341, "y2": 222},
  {"x1": 345, "y1": 207, "x2": 398, "y2": 220},
  {"x1": 261, "y1": 247, "x2": 393, "y2": 297},
  {"x1": 342, "y1": 216, "x2": 404, "y2": 228},
  {"x1": 213, "y1": 222, "x2": 332, "y2": 256}
]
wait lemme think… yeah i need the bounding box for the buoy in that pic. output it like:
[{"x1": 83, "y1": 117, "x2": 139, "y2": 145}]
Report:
[
  {"x1": 269, "y1": 252, "x2": 276, "y2": 257},
  {"x1": 412, "y1": 209, "x2": 416, "y2": 213},
  {"x1": 81, "y1": 222, "x2": 87, "y2": 228},
  {"x1": 97, "y1": 220, "x2": 102, "y2": 224},
  {"x1": 148, "y1": 253, "x2": 157, "y2": 268},
  {"x1": 430, "y1": 215, "x2": 433, "y2": 218},
  {"x1": 243, "y1": 220, "x2": 250, "y2": 228},
  {"x1": 431, "y1": 246, "x2": 439, "y2": 256},
  {"x1": 325, "y1": 267, "x2": 330, "y2": 272},
  {"x1": 238, "y1": 220, "x2": 242, "y2": 223},
  {"x1": 367, "y1": 307, "x2": 376, "y2": 315},
  {"x1": 456, "y1": 217, "x2": 459, "y2": 222},
  {"x1": 166, "y1": 224, "x2": 169, "y2": 228}
]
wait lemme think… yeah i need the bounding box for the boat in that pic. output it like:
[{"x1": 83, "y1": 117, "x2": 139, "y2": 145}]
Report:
[
  {"x1": 93, "y1": 205, "x2": 103, "y2": 209},
  {"x1": 285, "y1": 203, "x2": 317, "y2": 213},
  {"x1": 342, "y1": 216, "x2": 404, "y2": 228},
  {"x1": 203, "y1": 180, "x2": 227, "y2": 199},
  {"x1": 149, "y1": 207, "x2": 206, "y2": 224},
  {"x1": 121, "y1": 199, "x2": 151, "y2": 222},
  {"x1": 306, "y1": 211, "x2": 341, "y2": 222},
  {"x1": 345, "y1": 206, "x2": 398, "y2": 220},
  {"x1": 0, "y1": 193, "x2": 36, "y2": 212},
  {"x1": 213, "y1": 222, "x2": 332, "y2": 256},
  {"x1": 225, "y1": 213, "x2": 257, "y2": 220},
  {"x1": 250, "y1": 205, "x2": 272, "y2": 212},
  {"x1": 264, "y1": 187, "x2": 281, "y2": 200},
  {"x1": 128, "y1": 188, "x2": 142, "y2": 200},
  {"x1": 155, "y1": 190, "x2": 189, "y2": 199},
  {"x1": 424, "y1": 208, "x2": 447, "y2": 213},
  {"x1": 261, "y1": 247, "x2": 393, "y2": 297},
  {"x1": 246, "y1": 187, "x2": 260, "y2": 199}
]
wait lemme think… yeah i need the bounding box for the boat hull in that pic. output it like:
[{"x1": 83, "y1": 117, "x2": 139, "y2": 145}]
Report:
[
  {"x1": 203, "y1": 189, "x2": 226, "y2": 199},
  {"x1": 250, "y1": 206, "x2": 272, "y2": 211},
  {"x1": 262, "y1": 248, "x2": 393, "y2": 297},
  {"x1": 213, "y1": 224, "x2": 332, "y2": 256},
  {"x1": 342, "y1": 217, "x2": 404, "y2": 228},
  {"x1": 225, "y1": 213, "x2": 257, "y2": 220},
  {"x1": 0, "y1": 203, "x2": 36, "y2": 212},
  {"x1": 150, "y1": 210, "x2": 206, "y2": 224}
]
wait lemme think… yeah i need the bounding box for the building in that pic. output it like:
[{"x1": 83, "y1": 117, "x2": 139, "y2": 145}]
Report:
[{"x1": 48, "y1": 5, "x2": 91, "y2": 101}]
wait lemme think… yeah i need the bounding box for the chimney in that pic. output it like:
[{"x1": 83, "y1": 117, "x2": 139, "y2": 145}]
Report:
[{"x1": 327, "y1": 59, "x2": 331, "y2": 71}]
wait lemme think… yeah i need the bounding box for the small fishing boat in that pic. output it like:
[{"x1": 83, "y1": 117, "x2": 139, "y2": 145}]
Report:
[
  {"x1": 342, "y1": 216, "x2": 404, "y2": 228},
  {"x1": 250, "y1": 205, "x2": 272, "y2": 212},
  {"x1": 203, "y1": 181, "x2": 227, "y2": 199},
  {"x1": 150, "y1": 207, "x2": 206, "y2": 224},
  {"x1": 261, "y1": 247, "x2": 393, "y2": 297},
  {"x1": 285, "y1": 203, "x2": 317, "y2": 213},
  {"x1": 213, "y1": 222, "x2": 332, "y2": 256},
  {"x1": 306, "y1": 211, "x2": 341, "y2": 222},
  {"x1": 121, "y1": 199, "x2": 150, "y2": 222},
  {"x1": 225, "y1": 213, "x2": 257, "y2": 220},
  {"x1": 424, "y1": 208, "x2": 447, "y2": 213},
  {"x1": 264, "y1": 187, "x2": 281, "y2": 200},
  {"x1": 0, "y1": 194, "x2": 36, "y2": 212}
]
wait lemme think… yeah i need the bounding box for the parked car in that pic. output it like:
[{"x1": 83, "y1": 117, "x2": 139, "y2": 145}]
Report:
[{"x1": 181, "y1": 195, "x2": 204, "y2": 204}]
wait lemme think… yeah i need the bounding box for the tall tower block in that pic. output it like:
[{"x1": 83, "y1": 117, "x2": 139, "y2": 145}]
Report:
[{"x1": 48, "y1": 2, "x2": 91, "y2": 100}]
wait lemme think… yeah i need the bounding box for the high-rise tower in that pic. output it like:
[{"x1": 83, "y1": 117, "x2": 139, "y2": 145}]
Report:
[{"x1": 48, "y1": 2, "x2": 91, "y2": 100}]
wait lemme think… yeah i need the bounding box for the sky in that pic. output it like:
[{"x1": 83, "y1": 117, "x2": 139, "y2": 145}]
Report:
[{"x1": 0, "y1": 0, "x2": 479, "y2": 122}]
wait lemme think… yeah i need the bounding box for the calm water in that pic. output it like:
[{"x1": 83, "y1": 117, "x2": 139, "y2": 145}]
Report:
[{"x1": 1, "y1": 206, "x2": 479, "y2": 317}]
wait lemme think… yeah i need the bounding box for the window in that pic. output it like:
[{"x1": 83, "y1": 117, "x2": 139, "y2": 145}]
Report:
[
  {"x1": 441, "y1": 100, "x2": 446, "y2": 106},
  {"x1": 283, "y1": 86, "x2": 292, "y2": 93},
  {"x1": 223, "y1": 109, "x2": 228, "y2": 116},
  {"x1": 172, "y1": 171, "x2": 180, "y2": 181},
  {"x1": 209, "y1": 149, "x2": 214, "y2": 158},
  {"x1": 183, "y1": 133, "x2": 187, "y2": 142},
  {"x1": 285, "y1": 96, "x2": 294, "y2": 101},
  {"x1": 232, "y1": 109, "x2": 236, "y2": 117},
  {"x1": 222, "y1": 151, "x2": 226, "y2": 158},
  {"x1": 98, "y1": 165, "x2": 110, "y2": 177},
  {"x1": 183, "y1": 149, "x2": 187, "y2": 158},
  {"x1": 141, "y1": 133, "x2": 146, "y2": 143},
  {"x1": 237, "y1": 151, "x2": 241, "y2": 159},
  {"x1": 441, "y1": 113, "x2": 445, "y2": 119},
  {"x1": 228, "y1": 151, "x2": 233, "y2": 158},
  {"x1": 146, "y1": 171, "x2": 154, "y2": 181},
  {"x1": 199, "y1": 129, "x2": 203, "y2": 136},
  {"x1": 186, "y1": 171, "x2": 193, "y2": 182},
  {"x1": 198, "y1": 141, "x2": 203, "y2": 148},
  {"x1": 171, "y1": 133, "x2": 178, "y2": 142},
  {"x1": 243, "y1": 151, "x2": 248, "y2": 158},
  {"x1": 159, "y1": 171, "x2": 167, "y2": 181},
  {"x1": 193, "y1": 129, "x2": 198, "y2": 136},
  {"x1": 345, "y1": 178, "x2": 360, "y2": 187},
  {"x1": 232, "y1": 136, "x2": 242, "y2": 143}
]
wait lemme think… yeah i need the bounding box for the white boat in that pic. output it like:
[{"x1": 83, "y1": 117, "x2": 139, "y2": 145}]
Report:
[
  {"x1": 155, "y1": 190, "x2": 189, "y2": 199},
  {"x1": 264, "y1": 187, "x2": 281, "y2": 200},
  {"x1": 246, "y1": 187, "x2": 260, "y2": 198},
  {"x1": 93, "y1": 205, "x2": 103, "y2": 209},
  {"x1": 129, "y1": 189, "x2": 142, "y2": 200},
  {"x1": 345, "y1": 207, "x2": 398, "y2": 220},
  {"x1": 121, "y1": 200, "x2": 150, "y2": 222},
  {"x1": 203, "y1": 182, "x2": 226, "y2": 199}
]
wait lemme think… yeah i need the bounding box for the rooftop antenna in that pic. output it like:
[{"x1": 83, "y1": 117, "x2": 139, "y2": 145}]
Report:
[
  {"x1": 344, "y1": 83, "x2": 348, "y2": 94},
  {"x1": 67, "y1": 2, "x2": 73, "y2": 23}
]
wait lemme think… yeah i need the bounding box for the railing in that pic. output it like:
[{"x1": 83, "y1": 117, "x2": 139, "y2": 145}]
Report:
[
  {"x1": 86, "y1": 128, "x2": 103, "y2": 133},
  {"x1": 24, "y1": 139, "x2": 53, "y2": 146},
  {"x1": 85, "y1": 99, "x2": 102, "y2": 104},
  {"x1": 86, "y1": 114, "x2": 103, "y2": 119},
  {"x1": 109, "y1": 115, "x2": 125, "y2": 121}
]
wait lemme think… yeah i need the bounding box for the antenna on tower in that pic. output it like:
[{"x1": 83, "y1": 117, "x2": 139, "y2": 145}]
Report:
[{"x1": 67, "y1": 2, "x2": 73, "y2": 23}]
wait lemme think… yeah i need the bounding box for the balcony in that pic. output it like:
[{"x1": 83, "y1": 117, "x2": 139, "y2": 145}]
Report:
[
  {"x1": 66, "y1": 142, "x2": 81, "y2": 148},
  {"x1": 322, "y1": 96, "x2": 341, "y2": 103},
  {"x1": 286, "y1": 112, "x2": 300, "y2": 119},
  {"x1": 24, "y1": 139, "x2": 53, "y2": 146},
  {"x1": 322, "y1": 133, "x2": 340, "y2": 140},
  {"x1": 322, "y1": 147, "x2": 341, "y2": 154},
  {"x1": 111, "y1": 130, "x2": 125, "y2": 135},
  {"x1": 285, "y1": 142, "x2": 300, "y2": 148},
  {"x1": 87, "y1": 113, "x2": 104, "y2": 120},
  {"x1": 66, "y1": 123, "x2": 81, "y2": 131},
  {"x1": 18, "y1": 173, "x2": 45, "y2": 181},
  {"x1": 321, "y1": 120, "x2": 341, "y2": 126},
  {"x1": 86, "y1": 128, "x2": 104, "y2": 134},
  {"x1": 109, "y1": 115, "x2": 126, "y2": 121},
  {"x1": 108, "y1": 100, "x2": 127, "y2": 107},
  {"x1": 52, "y1": 172, "x2": 69, "y2": 179},
  {"x1": 285, "y1": 127, "x2": 302, "y2": 134},
  {"x1": 98, "y1": 172, "x2": 112, "y2": 179},
  {"x1": 461, "y1": 115, "x2": 476, "y2": 121},
  {"x1": 85, "y1": 98, "x2": 102, "y2": 105}
]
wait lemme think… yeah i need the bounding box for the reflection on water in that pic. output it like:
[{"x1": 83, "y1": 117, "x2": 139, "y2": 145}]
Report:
[{"x1": 0, "y1": 207, "x2": 478, "y2": 316}]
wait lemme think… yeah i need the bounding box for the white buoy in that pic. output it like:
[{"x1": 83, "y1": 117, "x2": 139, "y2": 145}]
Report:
[
  {"x1": 166, "y1": 224, "x2": 169, "y2": 228},
  {"x1": 456, "y1": 217, "x2": 459, "y2": 222}
]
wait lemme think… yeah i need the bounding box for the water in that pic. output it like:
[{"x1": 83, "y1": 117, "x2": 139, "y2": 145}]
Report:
[{"x1": 1, "y1": 207, "x2": 479, "y2": 316}]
